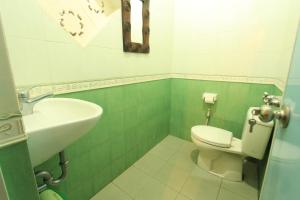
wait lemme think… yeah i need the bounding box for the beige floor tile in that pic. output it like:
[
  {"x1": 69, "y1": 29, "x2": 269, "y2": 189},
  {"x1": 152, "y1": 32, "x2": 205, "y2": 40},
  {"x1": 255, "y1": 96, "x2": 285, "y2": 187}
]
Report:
[
  {"x1": 90, "y1": 183, "x2": 132, "y2": 200},
  {"x1": 180, "y1": 168, "x2": 222, "y2": 200},
  {"x1": 159, "y1": 135, "x2": 186, "y2": 150},
  {"x1": 168, "y1": 151, "x2": 198, "y2": 172},
  {"x1": 153, "y1": 162, "x2": 192, "y2": 192},
  {"x1": 134, "y1": 177, "x2": 178, "y2": 200},
  {"x1": 175, "y1": 194, "x2": 191, "y2": 200},
  {"x1": 217, "y1": 187, "x2": 249, "y2": 200},
  {"x1": 221, "y1": 180, "x2": 258, "y2": 200},
  {"x1": 134, "y1": 153, "x2": 167, "y2": 175},
  {"x1": 149, "y1": 144, "x2": 179, "y2": 161},
  {"x1": 113, "y1": 166, "x2": 152, "y2": 197},
  {"x1": 178, "y1": 142, "x2": 198, "y2": 155},
  {"x1": 93, "y1": 136, "x2": 259, "y2": 200}
]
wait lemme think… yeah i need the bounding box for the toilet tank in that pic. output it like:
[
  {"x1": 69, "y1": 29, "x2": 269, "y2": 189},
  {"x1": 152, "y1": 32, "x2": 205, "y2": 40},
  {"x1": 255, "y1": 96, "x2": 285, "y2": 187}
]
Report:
[{"x1": 241, "y1": 107, "x2": 274, "y2": 160}]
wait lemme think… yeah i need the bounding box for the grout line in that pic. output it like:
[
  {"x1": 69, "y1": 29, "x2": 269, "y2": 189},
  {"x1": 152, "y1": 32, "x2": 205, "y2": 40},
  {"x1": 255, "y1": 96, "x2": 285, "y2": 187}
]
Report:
[
  {"x1": 177, "y1": 173, "x2": 192, "y2": 195},
  {"x1": 128, "y1": 138, "x2": 186, "y2": 198},
  {"x1": 177, "y1": 165, "x2": 193, "y2": 195},
  {"x1": 177, "y1": 193, "x2": 193, "y2": 200},
  {"x1": 111, "y1": 165, "x2": 148, "y2": 199},
  {"x1": 148, "y1": 145, "x2": 181, "y2": 163},
  {"x1": 117, "y1": 150, "x2": 180, "y2": 199},
  {"x1": 215, "y1": 178, "x2": 224, "y2": 200},
  {"x1": 147, "y1": 163, "x2": 180, "y2": 194},
  {"x1": 112, "y1": 182, "x2": 135, "y2": 200}
]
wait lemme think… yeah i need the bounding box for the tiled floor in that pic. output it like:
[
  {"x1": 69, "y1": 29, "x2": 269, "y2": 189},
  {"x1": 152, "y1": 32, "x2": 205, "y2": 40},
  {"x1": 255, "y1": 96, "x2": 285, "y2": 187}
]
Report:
[{"x1": 91, "y1": 136, "x2": 258, "y2": 200}]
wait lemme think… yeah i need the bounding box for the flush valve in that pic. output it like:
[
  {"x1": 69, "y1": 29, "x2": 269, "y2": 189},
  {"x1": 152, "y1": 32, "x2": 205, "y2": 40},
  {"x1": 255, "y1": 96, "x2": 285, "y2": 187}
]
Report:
[
  {"x1": 262, "y1": 92, "x2": 281, "y2": 107},
  {"x1": 248, "y1": 118, "x2": 256, "y2": 133},
  {"x1": 251, "y1": 92, "x2": 291, "y2": 128}
]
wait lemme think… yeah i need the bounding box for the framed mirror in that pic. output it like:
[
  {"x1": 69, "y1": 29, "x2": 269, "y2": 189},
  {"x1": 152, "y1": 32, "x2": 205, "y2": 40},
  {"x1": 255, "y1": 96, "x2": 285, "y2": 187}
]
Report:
[{"x1": 121, "y1": 0, "x2": 150, "y2": 53}]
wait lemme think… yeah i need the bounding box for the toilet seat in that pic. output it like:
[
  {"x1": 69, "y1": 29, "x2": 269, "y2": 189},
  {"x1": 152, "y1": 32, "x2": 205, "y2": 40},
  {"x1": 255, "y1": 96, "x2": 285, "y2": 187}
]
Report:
[{"x1": 191, "y1": 125, "x2": 233, "y2": 148}]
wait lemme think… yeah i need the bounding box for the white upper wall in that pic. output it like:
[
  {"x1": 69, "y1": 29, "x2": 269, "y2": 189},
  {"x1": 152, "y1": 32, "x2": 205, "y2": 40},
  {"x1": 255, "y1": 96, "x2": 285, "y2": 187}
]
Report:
[
  {"x1": 0, "y1": 0, "x2": 173, "y2": 87},
  {"x1": 171, "y1": 0, "x2": 300, "y2": 84},
  {"x1": 0, "y1": 0, "x2": 299, "y2": 88},
  {"x1": 0, "y1": 17, "x2": 19, "y2": 115}
]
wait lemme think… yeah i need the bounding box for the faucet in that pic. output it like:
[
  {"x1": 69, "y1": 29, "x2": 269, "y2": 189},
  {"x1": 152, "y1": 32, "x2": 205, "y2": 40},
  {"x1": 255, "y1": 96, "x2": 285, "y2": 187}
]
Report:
[
  {"x1": 18, "y1": 88, "x2": 53, "y2": 115},
  {"x1": 250, "y1": 92, "x2": 290, "y2": 128},
  {"x1": 262, "y1": 92, "x2": 281, "y2": 107},
  {"x1": 251, "y1": 92, "x2": 282, "y2": 123}
]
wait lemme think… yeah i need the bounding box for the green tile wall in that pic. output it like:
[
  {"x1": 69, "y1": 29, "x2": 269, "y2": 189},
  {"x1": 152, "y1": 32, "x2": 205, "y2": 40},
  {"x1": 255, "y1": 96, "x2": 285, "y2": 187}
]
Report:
[
  {"x1": 169, "y1": 78, "x2": 282, "y2": 193},
  {"x1": 32, "y1": 78, "x2": 281, "y2": 200},
  {"x1": 34, "y1": 79, "x2": 171, "y2": 200},
  {"x1": 0, "y1": 142, "x2": 39, "y2": 200},
  {"x1": 170, "y1": 79, "x2": 282, "y2": 140}
]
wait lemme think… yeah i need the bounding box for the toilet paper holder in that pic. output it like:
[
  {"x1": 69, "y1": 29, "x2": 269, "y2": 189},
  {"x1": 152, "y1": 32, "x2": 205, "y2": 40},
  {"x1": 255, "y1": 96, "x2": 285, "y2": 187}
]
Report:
[{"x1": 202, "y1": 92, "x2": 218, "y2": 125}]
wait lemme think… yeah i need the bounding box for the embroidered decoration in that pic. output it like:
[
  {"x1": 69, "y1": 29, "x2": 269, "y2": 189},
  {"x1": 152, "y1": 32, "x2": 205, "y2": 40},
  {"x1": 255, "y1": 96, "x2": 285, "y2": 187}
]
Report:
[
  {"x1": 86, "y1": 0, "x2": 104, "y2": 14},
  {"x1": 59, "y1": 9, "x2": 84, "y2": 37}
]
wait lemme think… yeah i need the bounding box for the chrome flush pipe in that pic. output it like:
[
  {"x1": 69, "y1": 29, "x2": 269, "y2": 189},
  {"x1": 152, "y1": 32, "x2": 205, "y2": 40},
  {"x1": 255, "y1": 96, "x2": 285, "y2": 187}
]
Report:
[
  {"x1": 35, "y1": 151, "x2": 69, "y2": 193},
  {"x1": 205, "y1": 106, "x2": 212, "y2": 125}
]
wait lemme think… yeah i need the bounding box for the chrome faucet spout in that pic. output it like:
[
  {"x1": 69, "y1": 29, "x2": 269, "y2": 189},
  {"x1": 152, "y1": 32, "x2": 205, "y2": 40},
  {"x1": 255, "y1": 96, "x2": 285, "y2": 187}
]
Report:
[
  {"x1": 17, "y1": 89, "x2": 54, "y2": 115},
  {"x1": 25, "y1": 92, "x2": 53, "y2": 103}
]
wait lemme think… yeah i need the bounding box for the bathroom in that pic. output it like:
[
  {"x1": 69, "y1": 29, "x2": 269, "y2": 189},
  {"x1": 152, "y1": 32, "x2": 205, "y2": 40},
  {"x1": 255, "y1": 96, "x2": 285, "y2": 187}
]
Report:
[{"x1": 0, "y1": 0, "x2": 299, "y2": 199}]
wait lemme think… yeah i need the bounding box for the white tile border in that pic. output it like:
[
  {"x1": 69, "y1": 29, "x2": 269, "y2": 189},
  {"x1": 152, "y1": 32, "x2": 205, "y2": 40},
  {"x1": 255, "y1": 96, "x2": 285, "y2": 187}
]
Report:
[
  {"x1": 6, "y1": 73, "x2": 284, "y2": 148},
  {"x1": 24, "y1": 73, "x2": 284, "y2": 98},
  {"x1": 170, "y1": 73, "x2": 285, "y2": 91},
  {"x1": 0, "y1": 117, "x2": 27, "y2": 150},
  {"x1": 26, "y1": 74, "x2": 171, "y2": 97}
]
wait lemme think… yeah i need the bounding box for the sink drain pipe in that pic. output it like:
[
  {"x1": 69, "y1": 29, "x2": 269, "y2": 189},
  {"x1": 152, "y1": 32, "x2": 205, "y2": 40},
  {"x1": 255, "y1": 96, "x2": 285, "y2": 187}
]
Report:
[{"x1": 35, "y1": 151, "x2": 69, "y2": 193}]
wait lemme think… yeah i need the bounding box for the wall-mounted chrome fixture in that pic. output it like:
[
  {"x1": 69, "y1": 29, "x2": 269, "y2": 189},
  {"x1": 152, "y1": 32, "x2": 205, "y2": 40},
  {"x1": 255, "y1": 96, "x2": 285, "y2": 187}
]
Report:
[
  {"x1": 262, "y1": 92, "x2": 281, "y2": 107},
  {"x1": 251, "y1": 92, "x2": 290, "y2": 128},
  {"x1": 35, "y1": 151, "x2": 69, "y2": 193},
  {"x1": 17, "y1": 88, "x2": 53, "y2": 115}
]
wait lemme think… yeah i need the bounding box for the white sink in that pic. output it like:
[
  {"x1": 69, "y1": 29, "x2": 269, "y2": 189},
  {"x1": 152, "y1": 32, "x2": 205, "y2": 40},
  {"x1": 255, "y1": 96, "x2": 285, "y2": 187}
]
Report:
[{"x1": 22, "y1": 98, "x2": 103, "y2": 167}]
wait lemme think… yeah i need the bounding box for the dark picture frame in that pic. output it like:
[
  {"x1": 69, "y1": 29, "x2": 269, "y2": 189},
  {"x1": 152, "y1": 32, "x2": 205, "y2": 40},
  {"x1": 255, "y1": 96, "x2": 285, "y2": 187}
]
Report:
[{"x1": 121, "y1": 0, "x2": 150, "y2": 53}]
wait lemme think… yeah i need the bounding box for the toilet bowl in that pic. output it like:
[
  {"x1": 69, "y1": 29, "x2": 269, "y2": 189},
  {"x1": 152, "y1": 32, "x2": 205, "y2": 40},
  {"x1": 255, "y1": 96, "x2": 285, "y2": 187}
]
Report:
[{"x1": 191, "y1": 107, "x2": 274, "y2": 182}]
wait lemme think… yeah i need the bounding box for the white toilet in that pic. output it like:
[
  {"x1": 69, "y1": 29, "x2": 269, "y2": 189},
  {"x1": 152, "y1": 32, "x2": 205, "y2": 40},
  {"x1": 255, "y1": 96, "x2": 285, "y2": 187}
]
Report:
[{"x1": 191, "y1": 107, "x2": 274, "y2": 181}]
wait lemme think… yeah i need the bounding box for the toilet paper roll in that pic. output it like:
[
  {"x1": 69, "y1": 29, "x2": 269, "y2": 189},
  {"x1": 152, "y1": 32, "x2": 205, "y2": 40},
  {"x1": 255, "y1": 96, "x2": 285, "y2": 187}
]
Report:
[
  {"x1": 204, "y1": 96, "x2": 215, "y2": 104},
  {"x1": 203, "y1": 93, "x2": 217, "y2": 104}
]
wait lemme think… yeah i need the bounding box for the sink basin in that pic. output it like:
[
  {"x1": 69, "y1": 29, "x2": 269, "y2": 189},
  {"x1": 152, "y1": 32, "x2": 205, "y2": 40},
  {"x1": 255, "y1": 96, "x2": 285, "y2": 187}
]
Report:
[{"x1": 22, "y1": 98, "x2": 103, "y2": 167}]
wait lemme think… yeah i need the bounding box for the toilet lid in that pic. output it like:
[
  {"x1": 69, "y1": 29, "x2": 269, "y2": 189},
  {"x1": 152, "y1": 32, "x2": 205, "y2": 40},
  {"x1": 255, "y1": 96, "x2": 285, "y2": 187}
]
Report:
[{"x1": 191, "y1": 125, "x2": 233, "y2": 148}]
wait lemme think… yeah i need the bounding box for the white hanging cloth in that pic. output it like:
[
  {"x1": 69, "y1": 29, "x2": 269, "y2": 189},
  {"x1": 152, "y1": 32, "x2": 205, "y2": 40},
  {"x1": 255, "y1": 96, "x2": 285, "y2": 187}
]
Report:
[{"x1": 38, "y1": 0, "x2": 120, "y2": 46}]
